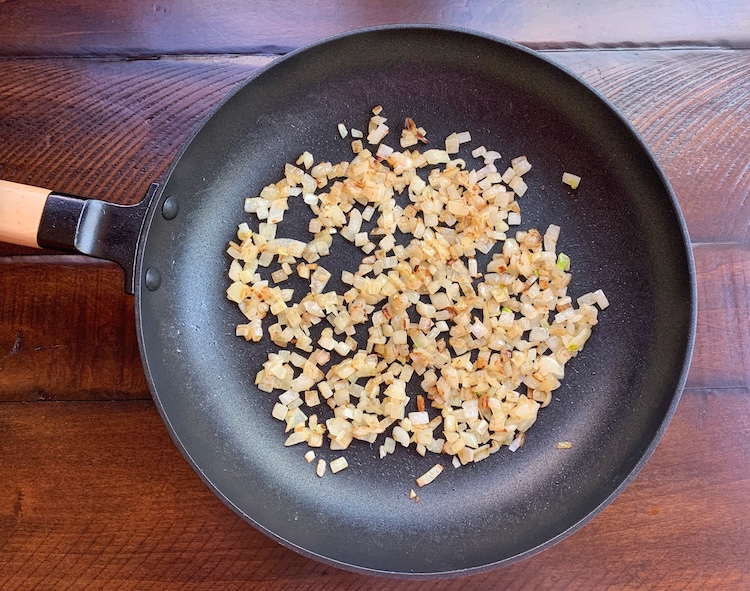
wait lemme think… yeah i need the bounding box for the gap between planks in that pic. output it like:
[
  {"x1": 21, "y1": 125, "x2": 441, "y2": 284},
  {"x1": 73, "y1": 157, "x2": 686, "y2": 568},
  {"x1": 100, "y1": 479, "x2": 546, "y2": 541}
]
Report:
[{"x1": 0, "y1": 46, "x2": 747, "y2": 64}]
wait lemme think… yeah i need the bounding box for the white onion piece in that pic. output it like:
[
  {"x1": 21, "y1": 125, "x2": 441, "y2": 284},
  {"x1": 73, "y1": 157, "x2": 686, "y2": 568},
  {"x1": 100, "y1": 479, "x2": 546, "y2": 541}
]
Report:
[
  {"x1": 508, "y1": 435, "x2": 524, "y2": 452},
  {"x1": 562, "y1": 172, "x2": 581, "y2": 189},
  {"x1": 416, "y1": 464, "x2": 444, "y2": 487},
  {"x1": 330, "y1": 457, "x2": 349, "y2": 473}
]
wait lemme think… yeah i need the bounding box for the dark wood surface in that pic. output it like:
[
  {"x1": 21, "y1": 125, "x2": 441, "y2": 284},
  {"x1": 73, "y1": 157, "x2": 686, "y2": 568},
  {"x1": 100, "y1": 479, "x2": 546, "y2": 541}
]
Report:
[
  {"x1": 1, "y1": 0, "x2": 750, "y2": 56},
  {"x1": 1, "y1": 4, "x2": 749, "y2": 589},
  {"x1": 2, "y1": 393, "x2": 748, "y2": 590}
]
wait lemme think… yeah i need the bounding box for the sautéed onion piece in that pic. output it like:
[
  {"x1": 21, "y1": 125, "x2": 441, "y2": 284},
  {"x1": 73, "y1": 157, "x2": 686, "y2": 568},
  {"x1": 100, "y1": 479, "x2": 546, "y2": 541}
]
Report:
[{"x1": 226, "y1": 110, "x2": 607, "y2": 479}]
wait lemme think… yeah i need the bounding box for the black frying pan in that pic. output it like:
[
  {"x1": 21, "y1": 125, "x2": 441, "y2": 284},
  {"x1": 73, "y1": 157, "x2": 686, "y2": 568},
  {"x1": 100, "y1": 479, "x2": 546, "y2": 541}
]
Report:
[{"x1": 0, "y1": 25, "x2": 696, "y2": 577}]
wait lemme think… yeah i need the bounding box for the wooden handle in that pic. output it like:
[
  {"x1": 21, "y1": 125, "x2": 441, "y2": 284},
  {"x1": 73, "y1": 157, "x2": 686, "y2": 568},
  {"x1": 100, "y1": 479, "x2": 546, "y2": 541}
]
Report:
[{"x1": 0, "y1": 180, "x2": 52, "y2": 248}]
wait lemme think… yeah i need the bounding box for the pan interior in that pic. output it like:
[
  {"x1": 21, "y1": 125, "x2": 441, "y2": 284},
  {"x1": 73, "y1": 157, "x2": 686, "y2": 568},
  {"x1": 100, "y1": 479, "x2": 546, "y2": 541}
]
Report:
[{"x1": 137, "y1": 27, "x2": 693, "y2": 575}]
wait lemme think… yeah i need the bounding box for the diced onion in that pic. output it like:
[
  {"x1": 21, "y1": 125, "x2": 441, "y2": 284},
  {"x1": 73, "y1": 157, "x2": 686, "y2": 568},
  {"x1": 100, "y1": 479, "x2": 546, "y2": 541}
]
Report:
[
  {"x1": 508, "y1": 434, "x2": 524, "y2": 452},
  {"x1": 511, "y1": 155, "x2": 532, "y2": 176},
  {"x1": 562, "y1": 172, "x2": 581, "y2": 189},
  {"x1": 367, "y1": 123, "x2": 389, "y2": 144},
  {"x1": 416, "y1": 463, "x2": 444, "y2": 487},
  {"x1": 330, "y1": 457, "x2": 349, "y2": 473},
  {"x1": 594, "y1": 289, "x2": 610, "y2": 309},
  {"x1": 484, "y1": 151, "x2": 502, "y2": 164},
  {"x1": 228, "y1": 108, "x2": 605, "y2": 483}
]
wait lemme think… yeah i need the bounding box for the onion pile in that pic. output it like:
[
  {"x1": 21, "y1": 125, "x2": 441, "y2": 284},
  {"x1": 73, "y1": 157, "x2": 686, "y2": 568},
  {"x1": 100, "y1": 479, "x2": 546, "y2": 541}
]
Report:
[{"x1": 226, "y1": 108, "x2": 607, "y2": 482}]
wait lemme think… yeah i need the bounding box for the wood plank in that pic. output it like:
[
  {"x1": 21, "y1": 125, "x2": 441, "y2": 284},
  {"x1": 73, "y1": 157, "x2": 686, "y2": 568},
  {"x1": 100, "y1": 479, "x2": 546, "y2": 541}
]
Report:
[
  {"x1": 551, "y1": 49, "x2": 750, "y2": 245},
  {"x1": 689, "y1": 243, "x2": 750, "y2": 390},
  {"x1": 0, "y1": 256, "x2": 147, "y2": 401},
  {"x1": 0, "y1": 0, "x2": 749, "y2": 58},
  {"x1": 0, "y1": 49, "x2": 748, "y2": 257},
  {"x1": 1, "y1": 243, "x2": 745, "y2": 401},
  {"x1": 0, "y1": 57, "x2": 258, "y2": 224},
  {"x1": 0, "y1": 390, "x2": 748, "y2": 589}
]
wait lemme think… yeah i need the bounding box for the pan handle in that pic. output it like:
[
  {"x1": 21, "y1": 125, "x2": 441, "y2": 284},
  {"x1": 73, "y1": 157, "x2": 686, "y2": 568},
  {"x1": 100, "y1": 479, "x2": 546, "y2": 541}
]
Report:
[
  {"x1": 0, "y1": 181, "x2": 51, "y2": 248},
  {"x1": 0, "y1": 180, "x2": 159, "y2": 294}
]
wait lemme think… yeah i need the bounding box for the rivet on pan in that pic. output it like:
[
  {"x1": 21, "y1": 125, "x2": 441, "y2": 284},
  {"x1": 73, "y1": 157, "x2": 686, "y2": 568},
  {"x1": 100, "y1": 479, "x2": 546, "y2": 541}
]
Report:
[
  {"x1": 162, "y1": 196, "x2": 179, "y2": 220},
  {"x1": 145, "y1": 267, "x2": 162, "y2": 291}
]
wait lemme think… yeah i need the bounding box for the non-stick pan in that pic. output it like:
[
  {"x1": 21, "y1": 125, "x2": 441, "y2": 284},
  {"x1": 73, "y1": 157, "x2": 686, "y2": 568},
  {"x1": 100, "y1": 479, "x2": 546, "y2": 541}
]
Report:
[{"x1": 0, "y1": 25, "x2": 696, "y2": 577}]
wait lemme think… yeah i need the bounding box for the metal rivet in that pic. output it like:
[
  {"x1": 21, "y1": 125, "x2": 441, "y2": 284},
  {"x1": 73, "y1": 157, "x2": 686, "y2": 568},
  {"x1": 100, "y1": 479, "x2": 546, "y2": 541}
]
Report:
[
  {"x1": 162, "y1": 195, "x2": 179, "y2": 220},
  {"x1": 145, "y1": 267, "x2": 162, "y2": 291}
]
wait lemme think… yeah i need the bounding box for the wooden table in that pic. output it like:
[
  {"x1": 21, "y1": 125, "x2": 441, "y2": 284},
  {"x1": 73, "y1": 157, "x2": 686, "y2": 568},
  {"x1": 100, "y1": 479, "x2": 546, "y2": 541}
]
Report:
[{"x1": 1, "y1": 2, "x2": 749, "y2": 589}]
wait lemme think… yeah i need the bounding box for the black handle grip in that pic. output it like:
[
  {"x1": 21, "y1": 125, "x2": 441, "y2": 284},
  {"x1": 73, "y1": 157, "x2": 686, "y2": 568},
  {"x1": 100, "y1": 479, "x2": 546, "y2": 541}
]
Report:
[{"x1": 37, "y1": 183, "x2": 159, "y2": 294}]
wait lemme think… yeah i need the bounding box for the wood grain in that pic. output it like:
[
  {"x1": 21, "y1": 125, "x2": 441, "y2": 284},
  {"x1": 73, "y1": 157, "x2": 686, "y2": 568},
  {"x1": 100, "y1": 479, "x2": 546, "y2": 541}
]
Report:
[
  {"x1": 0, "y1": 57, "x2": 259, "y2": 221},
  {"x1": 0, "y1": 256, "x2": 147, "y2": 401},
  {"x1": 552, "y1": 50, "x2": 750, "y2": 244},
  {"x1": 1, "y1": 4, "x2": 748, "y2": 590},
  {"x1": 690, "y1": 243, "x2": 750, "y2": 390},
  {"x1": 0, "y1": 0, "x2": 749, "y2": 58},
  {"x1": 0, "y1": 390, "x2": 748, "y2": 590},
  {"x1": 1, "y1": 243, "x2": 743, "y2": 401},
  {"x1": 0, "y1": 49, "x2": 748, "y2": 259}
]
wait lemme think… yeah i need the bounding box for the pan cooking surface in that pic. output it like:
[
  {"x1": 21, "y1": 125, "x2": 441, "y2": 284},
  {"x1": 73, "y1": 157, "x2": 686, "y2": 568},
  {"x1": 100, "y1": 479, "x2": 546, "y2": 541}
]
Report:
[{"x1": 135, "y1": 26, "x2": 694, "y2": 576}]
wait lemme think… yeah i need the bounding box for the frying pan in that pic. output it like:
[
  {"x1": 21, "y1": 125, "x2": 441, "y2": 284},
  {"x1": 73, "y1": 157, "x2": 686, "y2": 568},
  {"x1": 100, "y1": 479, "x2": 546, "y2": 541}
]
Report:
[{"x1": 0, "y1": 25, "x2": 695, "y2": 577}]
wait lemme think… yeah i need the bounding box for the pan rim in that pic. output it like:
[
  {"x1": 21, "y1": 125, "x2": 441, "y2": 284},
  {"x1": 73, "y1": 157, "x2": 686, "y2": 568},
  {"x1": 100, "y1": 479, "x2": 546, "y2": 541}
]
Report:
[{"x1": 134, "y1": 24, "x2": 697, "y2": 578}]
